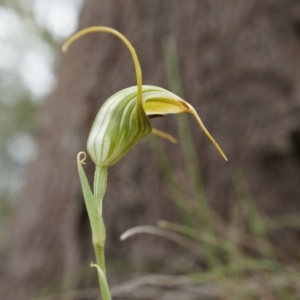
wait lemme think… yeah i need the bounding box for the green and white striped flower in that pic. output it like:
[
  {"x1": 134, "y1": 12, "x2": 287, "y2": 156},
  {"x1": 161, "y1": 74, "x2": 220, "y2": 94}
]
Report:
[
  {"x1": 63, "y1": 26, "x2": 227, "y2": 167},
  {"x1": 86, "y1": 85, "x2": 192, "y2": 167}
]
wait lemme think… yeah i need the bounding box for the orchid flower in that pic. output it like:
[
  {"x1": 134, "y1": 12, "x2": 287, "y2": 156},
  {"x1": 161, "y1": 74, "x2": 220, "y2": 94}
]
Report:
[
  {"x1": 63, "y1": 26, "x2": 227, "y2": 300},
  {"x1": 63, "y1": 27, "x2": 227, "y2": 167}
]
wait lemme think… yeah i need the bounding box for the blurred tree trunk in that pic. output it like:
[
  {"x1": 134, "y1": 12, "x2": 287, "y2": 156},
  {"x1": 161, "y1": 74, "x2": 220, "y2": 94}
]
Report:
[{"x1": 1, "y1": 0, "x2": 300, "y2": 299}]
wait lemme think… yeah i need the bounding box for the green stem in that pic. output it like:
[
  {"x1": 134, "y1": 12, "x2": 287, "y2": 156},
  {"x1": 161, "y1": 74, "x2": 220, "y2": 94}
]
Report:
[
  {"x1": 94, "y1": 166, "x2": 108, "y2": 216},
  {"x1": 93, "y1": 166, "x2": 110, "y2": 297},
  {"x1": 94, "y1": 245, "x2": 110, "y2": 299},
  {"x1": 94, "y1": 241, "x2": 106, "y2": 274}
]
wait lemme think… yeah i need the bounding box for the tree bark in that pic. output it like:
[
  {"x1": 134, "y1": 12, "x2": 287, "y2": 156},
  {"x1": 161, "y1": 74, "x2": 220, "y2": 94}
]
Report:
[{"x1": 1, "y1": 0, "x2": 300, "y2": 299}]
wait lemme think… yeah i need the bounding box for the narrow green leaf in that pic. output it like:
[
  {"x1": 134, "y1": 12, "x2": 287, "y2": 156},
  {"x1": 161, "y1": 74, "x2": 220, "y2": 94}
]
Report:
[
  {"x1": 77, "y1": 152, "x2": 105, "y2": 245},
  {"x1": 91, "y1": 263, "x2": 112, "y2": 300}
]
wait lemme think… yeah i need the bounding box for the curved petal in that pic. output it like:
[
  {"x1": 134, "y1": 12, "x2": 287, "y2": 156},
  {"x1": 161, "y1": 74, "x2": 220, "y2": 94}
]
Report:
[
  {"x1": 141, "y1": 85, "x2": 189, "y2": 115},
  {"x1": 141, "y1": 85, "x2": 228, "y2": 161}
]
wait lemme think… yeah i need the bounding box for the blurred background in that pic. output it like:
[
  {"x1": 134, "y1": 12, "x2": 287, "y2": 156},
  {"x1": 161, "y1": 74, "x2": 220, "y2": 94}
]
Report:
[
  {"x1": 1, "y1": 1, "x2": 300, "y2": 299},
  {"x1": 0, "y1": 0, "x2": 82, "y2": 233}
]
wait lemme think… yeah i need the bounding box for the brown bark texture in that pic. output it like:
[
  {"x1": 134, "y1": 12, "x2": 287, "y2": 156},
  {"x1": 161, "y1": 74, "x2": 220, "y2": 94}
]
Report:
[{"x1": 1, "y1": 0, "x2": 300, "y2": 299}]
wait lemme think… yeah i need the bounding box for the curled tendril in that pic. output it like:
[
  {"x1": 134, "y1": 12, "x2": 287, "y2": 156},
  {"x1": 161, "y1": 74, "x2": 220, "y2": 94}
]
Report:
[{"x1": 77, "y1": 151, "x2": 87, "y2": 164}]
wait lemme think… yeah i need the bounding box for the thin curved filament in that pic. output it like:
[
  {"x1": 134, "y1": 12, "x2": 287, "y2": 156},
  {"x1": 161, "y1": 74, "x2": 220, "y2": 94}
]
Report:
[
  {"x1": 62, "y1": 26, "x2": 143, "y2": 111},
  {"x1": 188, "y1": 104, "x2": 228, "y2": 161},
  {"x1": 78, "y1": 151, "x2": 87, "y2": 164},
  {"x1": 152, "y1": 128, "x2": 177, "y2": 144}
]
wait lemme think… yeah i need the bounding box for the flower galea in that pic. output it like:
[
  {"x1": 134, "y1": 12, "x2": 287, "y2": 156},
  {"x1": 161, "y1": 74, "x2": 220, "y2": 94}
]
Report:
[{"x1": 63, "y1": 26, "x2": 227, "y2": 168}]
